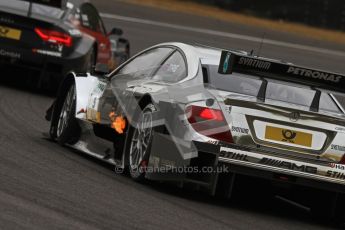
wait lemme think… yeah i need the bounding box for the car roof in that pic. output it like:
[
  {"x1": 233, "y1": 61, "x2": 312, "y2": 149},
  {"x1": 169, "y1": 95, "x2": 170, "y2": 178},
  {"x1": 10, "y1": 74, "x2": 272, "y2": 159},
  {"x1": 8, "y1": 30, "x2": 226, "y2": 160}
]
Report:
[{"x1": 160, "y1": 42, "x2": 233, "y2": 66}]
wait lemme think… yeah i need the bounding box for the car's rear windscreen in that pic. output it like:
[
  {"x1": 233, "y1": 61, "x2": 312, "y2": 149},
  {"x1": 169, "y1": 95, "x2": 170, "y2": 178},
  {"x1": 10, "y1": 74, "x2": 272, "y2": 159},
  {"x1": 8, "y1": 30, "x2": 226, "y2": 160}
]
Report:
[{"x1": 0, "y1": 0, "x2": 65, "y2": 19}]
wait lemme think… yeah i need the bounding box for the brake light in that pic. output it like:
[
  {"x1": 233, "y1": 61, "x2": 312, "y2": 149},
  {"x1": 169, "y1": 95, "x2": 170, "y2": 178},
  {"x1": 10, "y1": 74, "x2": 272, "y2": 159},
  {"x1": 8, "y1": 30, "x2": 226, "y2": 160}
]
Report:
[
  {"x1": 199, "y1": 108, "x2": 224, "y2": 121},
  {"x1": 186, "y1": 105, "x2": 233, "y2": 143},
  {"x1": 35, "y1": 28, "x2": 72, "y2": 47}
]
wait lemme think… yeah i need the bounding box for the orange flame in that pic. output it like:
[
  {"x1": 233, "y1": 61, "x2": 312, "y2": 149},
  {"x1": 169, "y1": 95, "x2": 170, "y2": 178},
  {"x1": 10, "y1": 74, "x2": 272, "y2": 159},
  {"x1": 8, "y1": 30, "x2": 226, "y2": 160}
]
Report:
[{"x1": 109, "y1": 111, "x2": 126, "y2": 134}]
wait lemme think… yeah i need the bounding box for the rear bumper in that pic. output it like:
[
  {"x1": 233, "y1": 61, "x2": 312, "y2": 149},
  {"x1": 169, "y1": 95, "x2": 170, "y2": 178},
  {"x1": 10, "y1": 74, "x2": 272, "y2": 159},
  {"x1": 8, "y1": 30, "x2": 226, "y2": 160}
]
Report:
[
  {"x1": 218, "y1": 147, "x2": 345, "y2": 193},
  {"x1": 203, "y1": 142, "x2": 345, "y2": 193},
  {"x1": 0, "y1": 45, "x2": 89, "y2": 85},
  {"x1": 147, "y1": 133, "x2": 345, "y2": 194}
]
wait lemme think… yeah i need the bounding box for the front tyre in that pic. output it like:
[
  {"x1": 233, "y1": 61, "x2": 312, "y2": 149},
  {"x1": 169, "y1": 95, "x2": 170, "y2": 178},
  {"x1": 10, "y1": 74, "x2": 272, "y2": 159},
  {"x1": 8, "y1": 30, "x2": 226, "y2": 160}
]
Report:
[
  {"x1": 127, "y1": 103, "x2": 155, "y2": 181},
  {"x1": 54, "y1": 84, "x2": 80, "y2": 145}
]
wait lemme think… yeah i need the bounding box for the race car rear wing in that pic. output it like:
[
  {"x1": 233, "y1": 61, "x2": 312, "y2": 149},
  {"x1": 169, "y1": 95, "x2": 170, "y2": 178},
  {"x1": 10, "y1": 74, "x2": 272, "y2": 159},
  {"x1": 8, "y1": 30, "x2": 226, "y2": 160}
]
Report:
[
  {"x1": 20, "y1": 0, "x2": 65, "y2": 8},
  {"x1": 218, "y1": 50, "x2": 345, "y2": 94}
]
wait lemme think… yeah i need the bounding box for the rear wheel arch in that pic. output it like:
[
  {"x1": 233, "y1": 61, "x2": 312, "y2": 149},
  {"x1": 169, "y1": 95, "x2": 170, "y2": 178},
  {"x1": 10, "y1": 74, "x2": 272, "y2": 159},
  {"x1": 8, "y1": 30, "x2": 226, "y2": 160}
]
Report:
[
  {"x1": 53, "y1": 73, "x2": 76, "y2": 124},
  {"x1": 120, "y1": 94, "x2": 153, "y2": 169},
  {"x1": 49, "y1": 74, "x2": 79, "y2": 141},
  {"x1": 58, "y1": 73, "x2": 76, "y2": 98}
]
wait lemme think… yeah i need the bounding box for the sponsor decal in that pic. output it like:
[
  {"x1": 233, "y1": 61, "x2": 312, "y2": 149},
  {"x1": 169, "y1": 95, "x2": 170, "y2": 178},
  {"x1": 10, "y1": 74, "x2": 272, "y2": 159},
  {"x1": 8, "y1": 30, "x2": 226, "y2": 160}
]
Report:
[
  {"x1": 329, "y1": 163, "x2": 345, "y2": 171},
  {"x1": 289, "y1": 111, "x2": 300, "y2": 122},
  {"x1": 259, "y1": 158, "x2": 317, "y2": 174},
  {"x1": 0, "y1": 49, "x2": 21, "y2": 59},
  {"x1": 0, "y1": 27, "x2": 9, "y2": 36},
  {"x1": 87, "y1": 108, "x2": 101, "y2": 123},
  {"x1": 68, "y1": 29, "x2": 81, "y2": 36},
  {"x1": 207, "y1": 140, "x2": 219, "y2": 145},
  {"x1": 219, "y1": 147, "x2": 345, "y2": 181},
  {"x1": 219, "y1": 150, "x2": 249, "y2": 161},
  {"x1": 265, "y1": 126, "x2": 312, "y2": 147},
  {"x1": 224, "y1": 106, "x2": 231, "y2": 114},
  {"x1": 57, "y1": 44, "x2": 64, "y2": 52},
  {"x1": 287, "y1": 67, "x2": 341, "y2": 83},
  {"x1": 219, "y1": 147, "x2": 317, "y2": 175},
  {"x1": 282, "y1": 129, "x2": 297, "y2": 141},
  {"x1": 222, "y1": 53, "x2": 231, "y2": 74},
  {"x1": 326, "y1": 170, "x2": 345, "y2": 179},
  {"x1": 331, "y1": 144, "x2": 345, "y2": 152},
  {"x1": 97, "y1": 82, "x2": 107, "y2": 92},
  {"x1": 32, "y1": 49, "x2": 62, "y2": 57},
  {"x1": 231, "y1": 126, "x2": 249, "y2": 134},
  {"x1": 0, "y1": 17, "x2": 14, "y2": 24},
  {"x1": 238, "y1": 57, "x2": 271, "y2": 70}
]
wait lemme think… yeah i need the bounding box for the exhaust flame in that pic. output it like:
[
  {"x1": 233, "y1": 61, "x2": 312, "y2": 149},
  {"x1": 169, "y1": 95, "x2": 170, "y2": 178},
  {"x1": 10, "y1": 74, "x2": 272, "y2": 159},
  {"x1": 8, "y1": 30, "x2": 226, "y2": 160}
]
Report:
[{"x1": 109, "y1": 111, "x2": 126, "y2": 134}]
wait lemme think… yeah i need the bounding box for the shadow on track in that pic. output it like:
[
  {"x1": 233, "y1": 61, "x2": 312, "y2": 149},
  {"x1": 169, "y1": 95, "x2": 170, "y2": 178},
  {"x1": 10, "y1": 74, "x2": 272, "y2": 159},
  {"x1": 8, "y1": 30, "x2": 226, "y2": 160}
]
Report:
[
  {"x1": 146, "y1": 179, "x2": 342, "y2": 229},
  {"x1": 0, "y1": 68, "x2": 58, "y2": 97},
  {"x1": 42, "y1": 136, "x2": 343, "y2": 230}
]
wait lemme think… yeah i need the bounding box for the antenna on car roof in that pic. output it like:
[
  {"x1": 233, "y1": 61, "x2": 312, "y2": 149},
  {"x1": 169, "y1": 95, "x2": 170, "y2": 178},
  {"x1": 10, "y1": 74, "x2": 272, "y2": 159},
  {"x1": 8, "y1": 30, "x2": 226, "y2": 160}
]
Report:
[{"x1": 257, "y1": 32, "x2": 266, "y2": 57}]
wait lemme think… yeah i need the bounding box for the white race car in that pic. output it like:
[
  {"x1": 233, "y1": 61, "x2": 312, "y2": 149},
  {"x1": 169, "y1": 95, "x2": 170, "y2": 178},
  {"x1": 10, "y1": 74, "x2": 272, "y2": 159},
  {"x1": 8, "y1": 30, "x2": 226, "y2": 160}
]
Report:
[{"x1": 46, "y1": 42, "x2": 345, "y2": 218}]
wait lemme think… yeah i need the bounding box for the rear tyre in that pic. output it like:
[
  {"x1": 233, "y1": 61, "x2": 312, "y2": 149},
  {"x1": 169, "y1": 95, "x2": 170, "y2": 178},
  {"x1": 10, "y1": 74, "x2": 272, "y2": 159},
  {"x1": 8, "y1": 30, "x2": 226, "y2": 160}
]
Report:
[
  {"x1": 126, "y1": 103, "x2": 155, "y2": 182},
  {"x1": 51, "y1": 84, "x2": 81, "y2": 145}
]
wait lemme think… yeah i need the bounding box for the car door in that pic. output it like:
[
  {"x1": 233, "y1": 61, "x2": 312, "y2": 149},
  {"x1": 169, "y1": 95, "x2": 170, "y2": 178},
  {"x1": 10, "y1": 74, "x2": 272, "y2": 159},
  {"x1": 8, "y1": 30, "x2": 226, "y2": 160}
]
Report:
[{"x1": 79, "y1": 3, "x2": 111, "y2": 65}]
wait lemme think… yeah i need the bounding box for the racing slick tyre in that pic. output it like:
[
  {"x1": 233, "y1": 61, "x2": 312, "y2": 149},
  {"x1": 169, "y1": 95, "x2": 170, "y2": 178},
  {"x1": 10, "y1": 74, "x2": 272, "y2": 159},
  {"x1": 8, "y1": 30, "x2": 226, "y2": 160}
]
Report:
[
  {"x1": 126, "y1": 103, "x2": 155, "y2": 182},
  {"x1": 50, "y1": 84, "x2": 81, "y2": 145}
]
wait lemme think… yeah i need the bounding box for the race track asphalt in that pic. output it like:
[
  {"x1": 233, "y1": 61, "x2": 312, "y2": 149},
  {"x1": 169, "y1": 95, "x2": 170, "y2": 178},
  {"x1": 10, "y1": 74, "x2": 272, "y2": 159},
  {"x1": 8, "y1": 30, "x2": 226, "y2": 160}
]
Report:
[{"x1": 0, "y1": 0, "x2": 344, "y2": 229}]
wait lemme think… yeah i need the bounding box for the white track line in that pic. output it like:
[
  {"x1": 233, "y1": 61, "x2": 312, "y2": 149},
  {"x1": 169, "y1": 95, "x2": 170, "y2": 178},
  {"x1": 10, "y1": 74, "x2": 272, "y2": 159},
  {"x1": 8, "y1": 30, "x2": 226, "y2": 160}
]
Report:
[{"x1": 101, "y1": 12, "x2": 345, "y2": 57}]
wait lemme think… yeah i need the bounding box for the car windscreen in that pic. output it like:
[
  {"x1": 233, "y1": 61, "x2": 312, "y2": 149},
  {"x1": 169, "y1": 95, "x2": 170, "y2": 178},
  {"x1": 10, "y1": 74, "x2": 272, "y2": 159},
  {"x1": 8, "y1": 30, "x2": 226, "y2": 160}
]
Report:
[
  {"x1": 206, "y1": 64, "x2": 342, "y2": 113},
  {"x1": 0, "y1": 0, "x2": 65, "y2": 19}
]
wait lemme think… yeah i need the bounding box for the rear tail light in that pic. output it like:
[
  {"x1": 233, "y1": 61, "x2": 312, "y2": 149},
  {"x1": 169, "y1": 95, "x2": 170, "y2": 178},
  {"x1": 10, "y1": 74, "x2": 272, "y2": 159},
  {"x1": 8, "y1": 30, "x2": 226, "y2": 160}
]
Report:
[
  {"x1": 35, "y1": 28, "x2": 72, "y2": 47},
  {"x1": 186, "y1": 105, "x2": 233, "y2": 143}
]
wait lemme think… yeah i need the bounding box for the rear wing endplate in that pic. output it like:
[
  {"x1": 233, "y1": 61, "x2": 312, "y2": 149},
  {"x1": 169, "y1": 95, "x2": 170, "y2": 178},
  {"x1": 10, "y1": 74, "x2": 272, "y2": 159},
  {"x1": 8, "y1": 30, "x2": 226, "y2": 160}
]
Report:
[{"x1": 218, "y1": 50, "x2": 345, "y2": 94}]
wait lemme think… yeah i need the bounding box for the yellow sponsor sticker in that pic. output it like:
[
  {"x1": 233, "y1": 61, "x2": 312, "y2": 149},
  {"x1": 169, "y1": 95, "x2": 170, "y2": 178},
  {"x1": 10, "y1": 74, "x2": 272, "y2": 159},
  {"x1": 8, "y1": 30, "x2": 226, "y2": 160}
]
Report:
[
  {"x1": 265, "y1": 126, "x2": 312, "y2": 147},
  {"x1": 0, "y1": 25, "x2": 22, "y2": 40},
  {"x1": 86, "y1": 108, "x2": 101, "y2": 123}
]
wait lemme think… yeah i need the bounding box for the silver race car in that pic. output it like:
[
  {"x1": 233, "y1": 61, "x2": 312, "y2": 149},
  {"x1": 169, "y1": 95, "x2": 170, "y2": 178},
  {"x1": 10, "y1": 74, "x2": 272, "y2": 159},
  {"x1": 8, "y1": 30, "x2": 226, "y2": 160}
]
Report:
[{"x1": 46, "y1": 42, "x2": 345, "y2": 217}]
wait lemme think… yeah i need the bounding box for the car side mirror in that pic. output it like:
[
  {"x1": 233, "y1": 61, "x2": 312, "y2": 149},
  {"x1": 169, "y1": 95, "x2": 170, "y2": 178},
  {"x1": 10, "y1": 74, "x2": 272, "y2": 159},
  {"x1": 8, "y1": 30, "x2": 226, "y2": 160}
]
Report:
[
  {"x1": 108, "y1": 27, "x2": 123, "y2": 36},
  {"x1": 93, "y1": 63, "x2": 110, "y2": 75}
]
